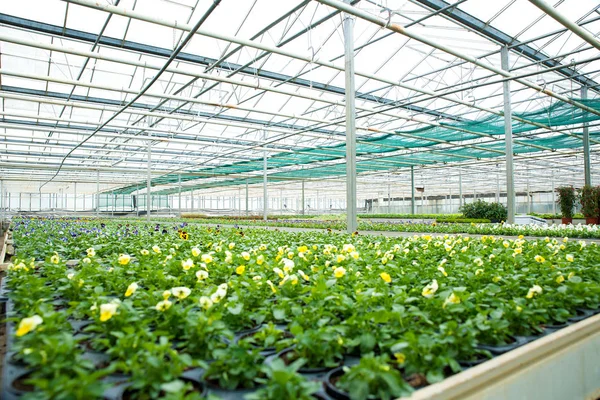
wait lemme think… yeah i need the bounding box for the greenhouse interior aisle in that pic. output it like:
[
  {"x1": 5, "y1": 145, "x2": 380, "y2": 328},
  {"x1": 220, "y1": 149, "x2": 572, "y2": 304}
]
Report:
[{"x1": 1, "y1": 0, "x2": 600, "y2": 399}]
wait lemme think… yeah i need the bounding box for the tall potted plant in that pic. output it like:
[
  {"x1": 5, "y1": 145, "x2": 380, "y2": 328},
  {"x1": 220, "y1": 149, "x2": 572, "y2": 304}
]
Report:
[
  {"x1": 556, "y1": 186, "x2": 576, "y2": 224},
  {"x1": 579, "y1": 185, "x2": 599, "y2": 225}
]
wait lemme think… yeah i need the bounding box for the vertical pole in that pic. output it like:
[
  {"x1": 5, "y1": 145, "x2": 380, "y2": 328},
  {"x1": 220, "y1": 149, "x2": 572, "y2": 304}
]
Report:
[
  {"x1": 582, "y1": 86, "x2": 591, "y2": 186},
  {"x1": 496, "y1": 169, "x2": 500, "y2": 203},
  {"x1": 459, "y1": 168, "x2": 463, "y2": 207},
  {"x1": 387, "y1": 181, "x2": 391, "y2": 213},
  {"x1": 83, "y1": 192, "x2": 86, "y2": 211},
  {"x1": 29, "y1": 193, "x2": 32, "y2": 212},
  {"x1": 96, "y1": 170, "x2": 100, "y2": 217},
  {"x1": 178, "y1": 174, "x2": 182, "y2": 214},
  {"x1": 0, "y1": 180, "x2": 3, "y2": 221},
  {"x1": 74, "y1": 182, "x2": 77, "y2": 212},
  {"x1": 527, "y1": 181, "x2": 531, "y2": 215},
  {"x1": 301, "y1": 181, "x2": 305, "y2": 215},
  {"x1": 19, "y1": 191, "x2": 22, "y2": 211},
  {"x1": 344, "y1": 0, "x2": 357, "y2": 233},
  {"x1": 245, "y1": 179, "x2": 249, "y2": 216},
  {"x1": 501, "y1": 46, "x2": 515, "y2": 224},
  {"x1": 551, "y1": 169, "x2": 556, "y2": 215},
  {"x1": 410, "y1": 166, "x2": 415, "y2": 215},
  {"x1": 147, "y1": 139, "x2": 151, "y2": 223},
  {"x1": 263, "y1": 147, "x2": 268, "y2": 221},
  {"x1": 39, "y1": 188, "x2": 42, "y2": 212}
]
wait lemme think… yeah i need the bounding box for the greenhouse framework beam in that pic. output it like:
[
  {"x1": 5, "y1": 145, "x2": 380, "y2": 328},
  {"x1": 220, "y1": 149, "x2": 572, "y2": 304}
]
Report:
[
  {"x1": 0, "y1": 13, "x2": 455, "y2": 121},
  {"x1": 414, "y1": 0, "x2": 600, "y2": 94},
  {"x1": 582, "y1": 86, "x2": 592, "y2": 186},
  {"x1": 502, "y1": 46, "x2": 515, "y2": 225},
  {"x1": 344, "y1": 0, "x2": 357, "y2": 234},
  {"x1": 315, "y1": 0, "x2": 600, "y2": 118},
  {"x1": 528, "y1": 0, "x2": 600, "y2": 53}
]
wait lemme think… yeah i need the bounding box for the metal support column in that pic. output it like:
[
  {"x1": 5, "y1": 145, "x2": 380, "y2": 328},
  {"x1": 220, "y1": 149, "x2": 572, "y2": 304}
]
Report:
[
  {"x1": 501, "y1": 46, "x2": 515, "y2": 224},
  {"x1": 551, "y1": 170, "x2": 556, "y2": 215},
  {"x1": 496, "y1": 168, "x2": 500, "y2": 203},
  {"x1": 387, "y1": 181, "x2": 391, "y2": 213},
  {"x1": 178, "y1": 174, "x2": 182, "y2": 214},
  {"x1": 410, "y1": 166, "x2": 415, "y2": 215},
  {"x1": 147, "y1": 139, "x2": 151, "y2": 222},
  {"x1": 344, "y1": 0, "x2": 358, "y2": 233},
  {"x1": 245, "y1": 179, "x2": 249, "y2": 216},
  {"x1": 263, "y1": 149, "x2": 267, "y2": 221},
  {"x1": 582, "y1": 86, "x2": 591, "y2": 186},
  {"x1": 301, "y1": 181, "x2": 305, "y2": 215},
  {"x1": 96, "y1": 170, "x2": 100, "y2": 217},
  {"x1": 459, "y1": 169, "x2": 463, "y2": 208},
  {"x1": 74, "y1": 182, "x2": 77, "y2": 212}
]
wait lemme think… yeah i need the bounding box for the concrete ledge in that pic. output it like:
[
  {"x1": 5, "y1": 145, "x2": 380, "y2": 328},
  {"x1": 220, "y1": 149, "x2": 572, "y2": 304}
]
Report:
[{"x1": 403, "y1": 313, "x2": 600, "y2": 400}]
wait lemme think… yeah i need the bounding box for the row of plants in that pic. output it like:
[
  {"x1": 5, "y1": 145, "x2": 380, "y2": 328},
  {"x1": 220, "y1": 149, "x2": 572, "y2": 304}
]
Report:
[
  {"x1": 181, "y1": 217, "x2": 600, "y2": 239},
  {"x1": 4, "y1": 217, "x2": 600, "y2": 399},
  {"x1": 557, "y1": 185, "x2": 600, "y2": 224}
]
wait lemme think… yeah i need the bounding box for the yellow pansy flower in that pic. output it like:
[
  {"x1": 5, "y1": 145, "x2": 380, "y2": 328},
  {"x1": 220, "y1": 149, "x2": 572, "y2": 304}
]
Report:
[
  {"x1": 266, "y1": 280, "x2": 277, "y2": 293},
  {"x1": 534, "y1": 255, "x2": 545, "y2": 263},
  {"x1": 118, "y1": 254, "x2": 131, "y2": 265},
  {"x1": 437, "y1": 266, "x2": 448, "y2": 277},
  {"x1": 443, "y1": 293, "x2": 460, "y2": 308},
  {"x1": 99, "y1": 303, "x2": 119, "y2": 322},
  {"x1": 422, "y1": 279, "x2": 439, "y2": 298},
  {"x1": 152, "y1": 245, "x2": 161, "y2": 254},
  {"x1": 155, "y1": 300, "x2": 172, "y2": 311},
  {"x1": 526, "y1": 284, "x2": 543, "y2": 299},
  {"x1": 298, "y1": 270, "x2": 310, "y2": 281},
  {"x1": 241, "y1": 252, "x2": 251, "y2": 261},
  {"x1": 171, "y1": 286, "x2": 191, "y2": 300},
  {"x1": 162, "y1": 290, "x2": 171, "y2": 300},
  {"x1": 556, "y1": 274, "x2": 565, "y2": 284},
  {"x1": 236, "y1": 265, "x2": 246, "y2": 275},
  {"x1": 229, "y1": 243, "x2": 235, "y2": 250},
  {"x1": 124, "y1": 282, "x2": 138, "y2": 297},
  {"x1": 394, "y1": 352, "x2": 406, "y2": 364},
  {"x1": 140, "y1": 249, "x2": 149, "y2": 256},
  {"x1": 86, "y1": 248, "x2": 96, "y2": 257},
  {"x1": 181, "y1": 259, "x2": 194, "y2": 271},
  {"x1": 566, "y1": 254, "x2": 574, "y2": 262},
  {"x1": 199, "y1": 296, "x2": 213, "y2": 309},
  {"x1": 201, "y1": 254, "x2": 213, "y2": 264},
  {"x1": 16, "y1": 315, "x2": 43, "y2": 337},
  {"x1": 50, "y1": 253, "x2": 60, "y2": 264},
  {"x1": 196, "y1": 270, "x2": 208, "y2": 281},
  {"x1": 256, "y1": 255, "x2": 265, "y2": 265},
  {"x1": 334, "y1": 267, "x2": 346, "y2": 278},
  {"x1": 380, "y1": 272, "x2": 392, "y2": 283}
]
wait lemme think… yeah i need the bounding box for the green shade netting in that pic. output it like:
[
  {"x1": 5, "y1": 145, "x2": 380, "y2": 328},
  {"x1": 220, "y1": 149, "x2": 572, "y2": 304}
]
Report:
[{"x1": 114, "y1": 98, "x2": 600, "y2": 194}]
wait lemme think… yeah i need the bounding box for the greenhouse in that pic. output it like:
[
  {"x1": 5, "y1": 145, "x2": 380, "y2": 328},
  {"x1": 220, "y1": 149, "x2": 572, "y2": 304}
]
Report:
[{"x1": 0, "y1": 0, "x2": 600, "y2": 399}]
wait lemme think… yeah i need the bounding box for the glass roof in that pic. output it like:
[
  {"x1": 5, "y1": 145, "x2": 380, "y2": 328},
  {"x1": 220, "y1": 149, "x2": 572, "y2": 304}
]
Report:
[{"x1": 0, "y1": 0, "x2": 599, "y2": 198}]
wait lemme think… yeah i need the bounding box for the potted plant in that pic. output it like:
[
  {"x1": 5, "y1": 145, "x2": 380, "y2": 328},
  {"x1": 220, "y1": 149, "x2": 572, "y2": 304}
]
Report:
[
  {"x1": 556, "y1": 186, "x2": 576, "y2": 224},
  {"x1": 578, "y1": 185, "x2": 599, "y2": 225}
]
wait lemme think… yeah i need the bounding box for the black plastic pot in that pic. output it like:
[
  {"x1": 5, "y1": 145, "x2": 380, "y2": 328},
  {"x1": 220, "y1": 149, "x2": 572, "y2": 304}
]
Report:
[
  {"x1": 567, "y1": 308, "x2": 595, "y2": 323},
  {"x1": 103, "y1": 376, "x2": 208, "y2": 400},
  {"x1": 264, "y1": 347, "x2": 343, "y2": 383},
  {"x1": 235, "y1": 326, "x2": 294, "y2": 356},
  {"x1": 324, "y1": 367, "x2": 349, "y2": 400},
  {"x1": 3, "y1": 362, "x2": 36, "y2": 399},
  {"x1": 476, "y1": 335, "x2": 527, "y2": 355},
  {"x1": 457, "y1": 352, "x2": 492, "y2": 369}
]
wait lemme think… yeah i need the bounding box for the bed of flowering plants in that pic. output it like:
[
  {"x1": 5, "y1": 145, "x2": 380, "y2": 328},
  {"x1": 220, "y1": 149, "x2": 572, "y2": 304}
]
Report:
[
  {"x1": 3, "y1": 217, "x2": 600, "y2": 399},
  {"x1": 186, "y1": 217, "x2": 600, "y2": 239}
]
